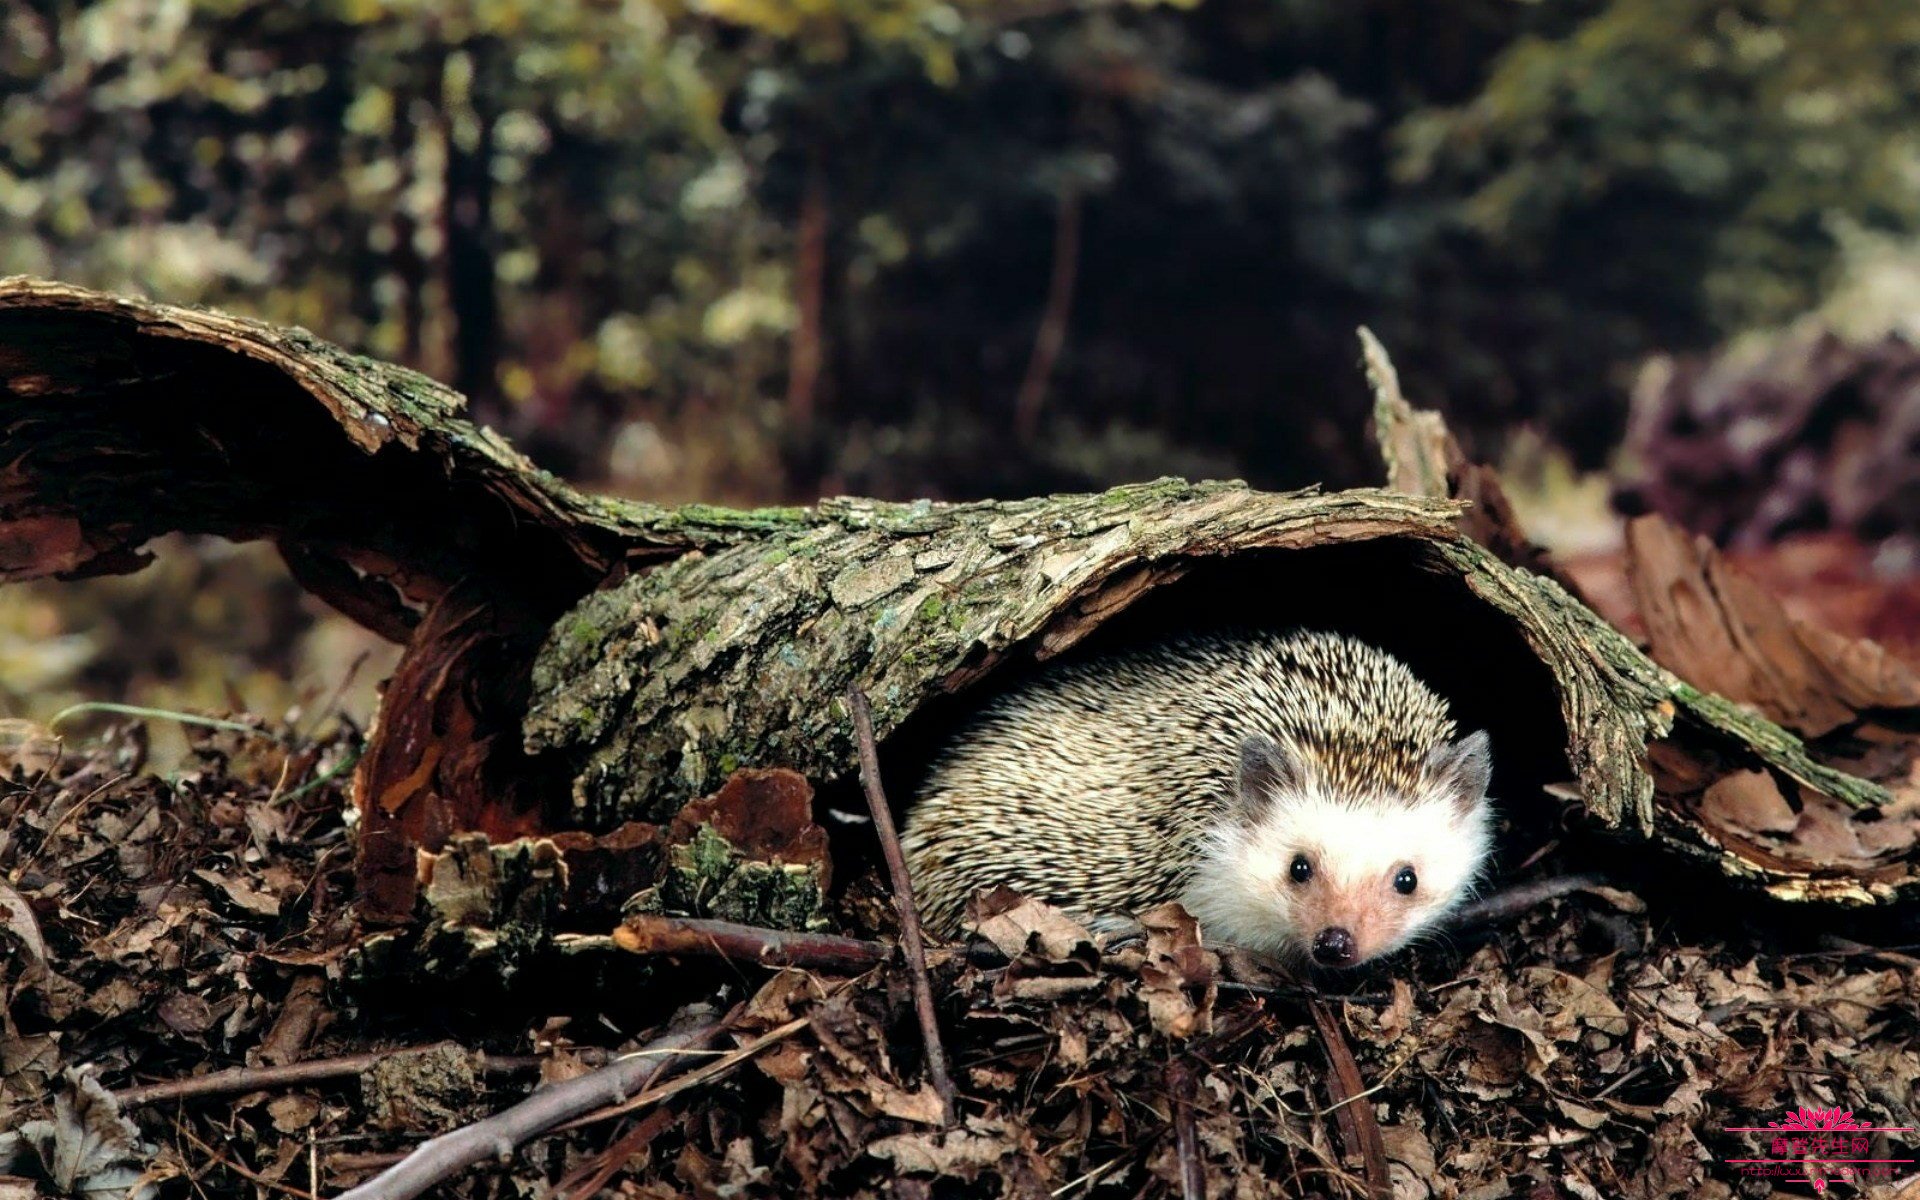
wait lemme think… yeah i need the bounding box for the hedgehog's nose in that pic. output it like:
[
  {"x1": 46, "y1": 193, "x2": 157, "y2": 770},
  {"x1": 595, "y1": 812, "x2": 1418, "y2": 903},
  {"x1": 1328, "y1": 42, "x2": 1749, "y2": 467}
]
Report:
[{"x1": 1311, "y1": 927, "x2": 1357, "y2": 967}]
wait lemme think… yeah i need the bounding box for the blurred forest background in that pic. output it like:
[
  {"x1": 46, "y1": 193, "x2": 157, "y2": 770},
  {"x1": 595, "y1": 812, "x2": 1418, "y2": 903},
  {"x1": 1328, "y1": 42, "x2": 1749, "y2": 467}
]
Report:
[{"x1": 7, "y1": 0, "x2": 1920, "y2": 734}]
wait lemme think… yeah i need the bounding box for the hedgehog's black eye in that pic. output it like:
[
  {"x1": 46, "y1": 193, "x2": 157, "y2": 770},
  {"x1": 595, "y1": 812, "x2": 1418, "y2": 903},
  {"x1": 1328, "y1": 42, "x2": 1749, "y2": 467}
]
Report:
[
  {"x1": 1393, "y1": 866, "x2": 1418, "y2": 895},
  {"x1": 1288, "y1": 854, "x2": 1313, "y2": 885}
]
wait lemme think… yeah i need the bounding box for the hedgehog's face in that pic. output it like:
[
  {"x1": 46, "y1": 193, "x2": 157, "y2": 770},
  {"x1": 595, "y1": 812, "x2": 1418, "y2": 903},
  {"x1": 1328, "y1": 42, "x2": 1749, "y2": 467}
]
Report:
[{"x1": 1182, "y1": 732, "x2": 1495, "y2": 966}]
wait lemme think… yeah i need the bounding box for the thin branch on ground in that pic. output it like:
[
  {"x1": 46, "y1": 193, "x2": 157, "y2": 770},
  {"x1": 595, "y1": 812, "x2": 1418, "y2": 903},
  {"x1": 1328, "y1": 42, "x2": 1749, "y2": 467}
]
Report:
[
  {"x1": 1215, "y1": 980, "x2": 1393, "y2": 1005},
  {"x1": 613, "y1": 913, "x2": 888, "y2": 974},
  {"x1": 555, "y1": 1016, "x2": 809, "y2": 1132},
  {"x1": 554, "y1": 1105, "x2": 680, "y2": 1200},
  {"x1": 846, "y1": 685, "x2": 959, "y2": 1128},
  {"x1": 586, "y1": 918, "x2": 1006, "y2": 974},
  {"x1": 331, "y1": 1016, "x2": 729, "y2": 1200},
  {"x1": 327, "y1": 1152, "x2": 409, "y2": 1175},
  {"x1": 177, "y1": 1121, "x2": 319, "y2": 1200},
  {"x1": 113, "y1": 1044, "x2": 569, "y2": 1109},
  {"x1": 1447, "y1": 873, "x2": 1617, "y2": 931},
  {"x1": 1308, "y1": 999, "x2": 1391, "y2": 1200}
]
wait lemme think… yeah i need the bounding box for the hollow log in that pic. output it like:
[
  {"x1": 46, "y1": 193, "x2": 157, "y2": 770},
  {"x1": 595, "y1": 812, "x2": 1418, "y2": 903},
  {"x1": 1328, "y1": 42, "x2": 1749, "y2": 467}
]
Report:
[{"x1": 0, "y1": 276, "x2": 1910, "y2": 923}]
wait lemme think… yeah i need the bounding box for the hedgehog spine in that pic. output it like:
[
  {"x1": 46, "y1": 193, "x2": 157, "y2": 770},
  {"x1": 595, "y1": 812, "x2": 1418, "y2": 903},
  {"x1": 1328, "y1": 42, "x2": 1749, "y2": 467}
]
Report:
[{"x1": 900, "y1": 629, "x2": 1495, "y2": 965}]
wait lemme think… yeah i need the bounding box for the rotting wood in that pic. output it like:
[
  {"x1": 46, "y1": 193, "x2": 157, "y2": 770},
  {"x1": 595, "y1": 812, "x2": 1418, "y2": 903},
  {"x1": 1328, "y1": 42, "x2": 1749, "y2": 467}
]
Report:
[
  {"x1": 0, "y1": 277, "x2": 1909, "y2": 912},
  {"x1": 1363, "y1": 328, "x2": 1915, "y2": 904}
]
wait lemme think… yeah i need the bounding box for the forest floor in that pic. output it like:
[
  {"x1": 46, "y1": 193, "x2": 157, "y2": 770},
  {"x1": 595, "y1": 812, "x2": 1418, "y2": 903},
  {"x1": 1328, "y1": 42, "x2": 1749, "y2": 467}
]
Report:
[{"x1": 2, "y1": 685, "x2": 1918, "y2": 1200}]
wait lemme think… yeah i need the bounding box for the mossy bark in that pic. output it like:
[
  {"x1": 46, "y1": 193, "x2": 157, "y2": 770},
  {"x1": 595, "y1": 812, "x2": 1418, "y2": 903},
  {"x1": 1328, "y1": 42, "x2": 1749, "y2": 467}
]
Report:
[
  {"x1": 0, "y1": 277, "x2": 1906, "y2": 913},
  {"x1": 521, "y1": 478, "x2": 1897, "y2": 904}
]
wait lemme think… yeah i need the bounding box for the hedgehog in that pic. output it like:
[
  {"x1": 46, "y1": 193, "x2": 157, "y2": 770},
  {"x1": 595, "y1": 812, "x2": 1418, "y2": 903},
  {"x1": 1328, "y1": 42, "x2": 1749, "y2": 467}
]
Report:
[{"x1": 900, "y1": 629, "x2": 1495, "y2": 966}]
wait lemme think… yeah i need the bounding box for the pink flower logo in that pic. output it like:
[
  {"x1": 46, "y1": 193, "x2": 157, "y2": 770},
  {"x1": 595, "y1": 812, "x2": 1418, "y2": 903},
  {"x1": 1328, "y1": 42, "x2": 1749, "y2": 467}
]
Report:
[{"x1": 1766, "y1": 1108, "x2": 1865, "y2": 1133}]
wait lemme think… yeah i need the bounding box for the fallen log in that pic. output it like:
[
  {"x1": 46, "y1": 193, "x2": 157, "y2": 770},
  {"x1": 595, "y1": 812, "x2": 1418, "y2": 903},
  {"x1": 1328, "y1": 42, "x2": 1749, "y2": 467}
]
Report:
[{"x1": 0, "y1": 276, "x2": 1910, "y2": 929}]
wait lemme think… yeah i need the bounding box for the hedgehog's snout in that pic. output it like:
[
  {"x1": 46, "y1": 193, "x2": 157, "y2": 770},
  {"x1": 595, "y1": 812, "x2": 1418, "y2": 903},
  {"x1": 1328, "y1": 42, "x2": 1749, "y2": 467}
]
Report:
[{"x1": 1310, "y1": 926, "x2": 1357, "y2": 967}]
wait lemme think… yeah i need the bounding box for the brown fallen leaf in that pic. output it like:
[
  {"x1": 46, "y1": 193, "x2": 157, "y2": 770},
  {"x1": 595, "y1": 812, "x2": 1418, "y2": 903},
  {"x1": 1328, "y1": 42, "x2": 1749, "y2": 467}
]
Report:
[
  {"x1": 866, "y1": 1120, "x2": 1019, "y2": 1180},
  {"x1": 1692, "y1": 767, "x2": 1919, "y2": 869},
  {"x1": 807, "y1": 999, "x2": 949, "y2": 1126},
  {"x1": 1137, "y1": 903, "x2": 1215, "y2": 1038},
  {"x1": 0, "y1": 879, "x2": 48, "y2": 966},
  {"x1": 192, "y1": 868, "x2": 282, "y2": 919},
  {"x1": 964, "y1": 888, "x2": 1096, "y2": 963}
]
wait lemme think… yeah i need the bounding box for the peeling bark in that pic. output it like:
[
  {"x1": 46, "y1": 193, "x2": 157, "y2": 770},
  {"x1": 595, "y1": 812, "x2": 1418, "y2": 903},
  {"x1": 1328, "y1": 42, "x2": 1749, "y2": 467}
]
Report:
[{"x1": 0, "y1": 277, "x2": 1909, "y2": 915}]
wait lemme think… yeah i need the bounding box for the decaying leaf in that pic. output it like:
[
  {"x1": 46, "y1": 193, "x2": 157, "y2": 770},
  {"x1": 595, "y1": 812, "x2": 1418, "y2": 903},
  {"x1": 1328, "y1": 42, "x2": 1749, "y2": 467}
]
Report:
[
  {"x1": 866, "y1": 1122, "x2": 1021, "y2": 1180},
  {"x1": 0, "y1": 1072, "x2": 157, "y2": 1199},
  {"x1": 1136, "y1": 903, "x2": 1216, "y2": 1038},
  {"x1": 965, "y1": 887, "x2": 1098, "y2": 963},
  {"x1": 361, "y1": 1045, "x2": 483, "y2": 1134}
]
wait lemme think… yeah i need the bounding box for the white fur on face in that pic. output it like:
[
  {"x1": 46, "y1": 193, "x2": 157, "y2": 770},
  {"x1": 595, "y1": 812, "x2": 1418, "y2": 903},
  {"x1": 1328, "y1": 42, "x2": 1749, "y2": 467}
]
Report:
[{"x1": 1180, "y1": 783, "x2": 1493, "y2": 962}]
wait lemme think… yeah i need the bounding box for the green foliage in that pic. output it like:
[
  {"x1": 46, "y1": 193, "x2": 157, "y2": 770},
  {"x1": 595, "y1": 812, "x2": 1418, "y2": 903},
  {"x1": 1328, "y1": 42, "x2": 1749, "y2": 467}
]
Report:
[
  {"x1": 1399, "y1": 0, "x2": 1920, "y2": 346},
  {"x1": 5, "y1": 0, "x2": 1916, "y2": 496}
]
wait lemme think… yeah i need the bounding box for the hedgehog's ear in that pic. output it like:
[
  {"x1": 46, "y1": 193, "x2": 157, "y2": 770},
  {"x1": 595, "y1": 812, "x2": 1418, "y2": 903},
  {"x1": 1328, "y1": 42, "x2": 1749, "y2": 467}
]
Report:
[
  {"x1": 1236, "y1": 735, "x2": 1306, "y2": 815},
  {"x1": 1427, "y1": 730, "x2": 1493, "y2": 815}
]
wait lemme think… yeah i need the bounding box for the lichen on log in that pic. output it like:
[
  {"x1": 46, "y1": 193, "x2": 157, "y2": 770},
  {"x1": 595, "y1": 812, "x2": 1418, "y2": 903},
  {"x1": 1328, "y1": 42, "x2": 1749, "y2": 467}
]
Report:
[
  {"x1": 523, "y1": 477, "x2": 1889, "y2": 873},
  {"x1": 525, "y1": 483, "x2": 1470, "y2": 823},
  {"x1": 0, "y1": 277, "x2": 1910, "y2": 911}
]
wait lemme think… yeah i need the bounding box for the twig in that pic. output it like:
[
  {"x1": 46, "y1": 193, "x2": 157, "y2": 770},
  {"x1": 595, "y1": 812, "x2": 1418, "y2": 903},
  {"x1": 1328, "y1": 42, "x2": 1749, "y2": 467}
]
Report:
[
  {"x1": 1447, "y1": 873, "x2": 1616, "y2": 931},
  {"x1": 113, "y1": 1044, "x2": 561, "y2": 1109},
  {"x1": 580, "y1": 920, "x2": 1008, "y2": 974},
  {"x1": 177, "y1": 1122, "x2": 318, "y2": 1200},
  {"x1": 1216, "y1": 981, "x2": 1393, "y2": 1005},
  {"x1": 612, "y1": 913, "x2": 888, "y2": 974},
  {"x1": 1051, "y1": 1153, "x2": 1134, "y2": 1198},
  {"x1": 323, "y1": 1153, "x2": 408, "y2": 1175},
  {"x1": 1308, "y1": 999, "x2": 1390, "y2": 1200},
  {"x1": 333, "y1": 1017, "x2": 728, "y2": 1200},
  {"x1": 1167, "y1": 1063, "x2": 1205, "y2": 1200},
  {"x1": 846, "y1": 685, "x2": 958, "y2": 1128}
]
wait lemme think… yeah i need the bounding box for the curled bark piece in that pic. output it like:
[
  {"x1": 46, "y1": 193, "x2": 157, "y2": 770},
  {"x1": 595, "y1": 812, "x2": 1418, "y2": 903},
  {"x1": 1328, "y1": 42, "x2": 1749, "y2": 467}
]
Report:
[
  {"x1": 1625, "y1": 514, "x2": 1920, "y2": 737},
  {"x1": 0, "y1": 278, "x2": 1905, "y2": 910},
  {"x1": 0, "y1": 277, "x2": 802, "y2": 917},
  {"x1": 525, "y1": 479, "x2": 1884, "y2": 852}
]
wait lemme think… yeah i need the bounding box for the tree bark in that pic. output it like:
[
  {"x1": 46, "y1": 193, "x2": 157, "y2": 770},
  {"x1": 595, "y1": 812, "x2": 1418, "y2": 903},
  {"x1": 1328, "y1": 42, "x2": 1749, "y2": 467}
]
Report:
[{"x1": 0, "y1": 277, "x2": 1907, "y2": 919}]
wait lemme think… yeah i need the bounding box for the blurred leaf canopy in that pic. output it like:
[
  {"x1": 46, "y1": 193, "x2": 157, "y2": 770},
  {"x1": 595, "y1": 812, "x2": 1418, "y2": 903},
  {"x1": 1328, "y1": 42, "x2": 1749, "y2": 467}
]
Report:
[{"x1": 5, "y1": 0, "x2": 1917, "y2": 499}]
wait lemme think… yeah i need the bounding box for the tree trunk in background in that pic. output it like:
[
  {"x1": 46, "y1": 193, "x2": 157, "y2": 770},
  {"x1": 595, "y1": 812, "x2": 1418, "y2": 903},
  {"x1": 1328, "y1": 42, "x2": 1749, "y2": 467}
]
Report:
[
  {"x1": 445, "y1": 43, "x2": 501, "y2": 424},
  {"x1": 786, "y1": 152, "x2": 828, "y2": 431},
  {"x1": 1014, "y1": 188, "x2": 1082, "y2": 441}
]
